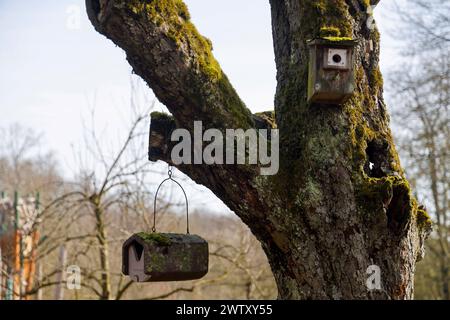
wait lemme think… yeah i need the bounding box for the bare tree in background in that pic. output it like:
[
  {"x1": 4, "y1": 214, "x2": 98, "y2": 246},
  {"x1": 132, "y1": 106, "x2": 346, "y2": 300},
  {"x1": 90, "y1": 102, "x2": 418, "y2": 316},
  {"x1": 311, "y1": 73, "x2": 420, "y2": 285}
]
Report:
[
  {"x1": 56, "y1": 102, "x2": 153, "y2": 299},
  {"x1": 0, "y1": 124, "x2": 61, "y2": 195},
  {"x1": 0, "y1": 124, "x2": 74, "y2": 300},
  {"x1": 389, "y1": 0, "x2": 449, "y2": 300},
  {"x1": 392, "y1": 0, "x2": 450, "y2": 52}
]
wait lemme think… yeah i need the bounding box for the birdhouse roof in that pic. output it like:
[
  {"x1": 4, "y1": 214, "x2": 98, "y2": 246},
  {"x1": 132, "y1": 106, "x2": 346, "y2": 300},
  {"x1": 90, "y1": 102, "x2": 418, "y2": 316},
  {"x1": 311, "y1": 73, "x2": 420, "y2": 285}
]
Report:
[{"x1": 123, "y1": 232, "x2": 206, "y2": 250}]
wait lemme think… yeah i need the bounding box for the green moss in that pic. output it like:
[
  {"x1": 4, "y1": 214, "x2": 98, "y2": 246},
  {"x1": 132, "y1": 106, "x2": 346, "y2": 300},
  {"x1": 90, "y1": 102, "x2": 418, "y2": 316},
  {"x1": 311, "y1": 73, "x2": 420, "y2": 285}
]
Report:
[
  {"x1": 313, "y1": 1, "x2": 327, "y2": 12},
  {"x1": 150, "y1": 111, "x2": 173, "y2": 121},
  {"x1": 359, "y1": 177, "x2": 386, "y2": 199},
  {"x1": 146, "y1": 251, "x2": 166, "y2": 273},
  {"x1": 216, "y1": 75, "x2": 254, "y2": 129},
  {"x1": 369, "y1": 68, "x2": 384, "y2": 94},
  {"x1": 128, "y1": 0, "x2": 221, "y2": 80},
  {"x1": 359, "y1": 176, "x2": 401, "y2": 201},
  {"x1": 307, "y1": 0, "x2": 353, "y2": 39},
  {"x1": 254, "y1": 111, "x2": 277, "y2": 128},
  {"x1": 346, "y1": 66, "x2": 402, "y2": 175},
  {"x1": 318, "y1": 26, "x2": 353, "y2": 42},
  {"x1": 320, "y1": 26, "x2": 341, "y2": 38},
  {"x1": 358, "y1": 175, "x2": 413, "y2": 224},
  {"x1": 322, "y1": 36, "x2": 354, "y2": 42},
  {"x1": 360, "y1": 0, "x2": 371, "y2": 9},
  {"x1": 346, "y1": 66, "x2": 415, "y2": 221},
  {"x1": 416, "y1": 207, "x2": 433, "y2": 231},
  {"x1": 137, "y1": 232, "x2": 172, "y2": 246},
  {"x1": 371, "y1": 27, "x2": 381, "y2": 43}
]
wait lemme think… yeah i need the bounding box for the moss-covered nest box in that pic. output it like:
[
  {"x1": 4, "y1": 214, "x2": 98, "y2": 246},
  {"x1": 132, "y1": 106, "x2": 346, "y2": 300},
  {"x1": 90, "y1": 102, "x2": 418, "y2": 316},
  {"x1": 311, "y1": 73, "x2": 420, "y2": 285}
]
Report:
[
  {"x1": 122, "y1": 232, "x2": 209, "y2": 282},
  {"x1": 307, "y1": 38, "x2": 358, "y2": 105}
]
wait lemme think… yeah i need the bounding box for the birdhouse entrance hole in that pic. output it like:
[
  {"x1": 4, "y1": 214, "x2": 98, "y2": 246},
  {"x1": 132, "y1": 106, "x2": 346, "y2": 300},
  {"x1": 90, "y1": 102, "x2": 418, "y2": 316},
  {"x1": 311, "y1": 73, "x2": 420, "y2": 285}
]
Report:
[{"x1": 132, "y1": 241, "x2": 144, "y2": 261}]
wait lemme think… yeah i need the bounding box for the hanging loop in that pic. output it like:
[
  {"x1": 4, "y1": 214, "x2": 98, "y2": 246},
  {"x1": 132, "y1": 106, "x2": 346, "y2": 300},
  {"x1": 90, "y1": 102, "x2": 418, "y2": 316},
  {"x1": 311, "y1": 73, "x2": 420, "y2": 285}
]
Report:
[{"x1": 152, "y1": 168, "x2": 189, "y2": 234}]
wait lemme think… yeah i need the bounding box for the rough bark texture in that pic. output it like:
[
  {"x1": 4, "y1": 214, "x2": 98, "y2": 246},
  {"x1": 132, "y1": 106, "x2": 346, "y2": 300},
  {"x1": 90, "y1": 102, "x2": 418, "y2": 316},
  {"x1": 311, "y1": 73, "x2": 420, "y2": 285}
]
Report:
[{"x1": 86, "y1": 0, "x2": 431, "y2": 299}]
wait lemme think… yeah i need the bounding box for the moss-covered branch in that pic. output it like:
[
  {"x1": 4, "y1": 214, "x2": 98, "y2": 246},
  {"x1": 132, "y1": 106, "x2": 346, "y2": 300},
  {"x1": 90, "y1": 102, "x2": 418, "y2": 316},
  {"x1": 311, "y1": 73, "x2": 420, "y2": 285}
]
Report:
[
  {"x1": 148, "y1": 110, "x2": 276, "y2": 163},
  {"x1": 86, "y1": 0, "x2": 253, "y2": 130}
]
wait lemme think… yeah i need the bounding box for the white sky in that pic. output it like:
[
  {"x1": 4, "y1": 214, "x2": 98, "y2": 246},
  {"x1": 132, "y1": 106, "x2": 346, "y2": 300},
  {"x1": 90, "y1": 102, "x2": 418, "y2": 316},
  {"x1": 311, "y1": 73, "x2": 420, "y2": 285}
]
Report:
[{"x1": 0, "y1": 1, "x2": 401, "y2": 214}]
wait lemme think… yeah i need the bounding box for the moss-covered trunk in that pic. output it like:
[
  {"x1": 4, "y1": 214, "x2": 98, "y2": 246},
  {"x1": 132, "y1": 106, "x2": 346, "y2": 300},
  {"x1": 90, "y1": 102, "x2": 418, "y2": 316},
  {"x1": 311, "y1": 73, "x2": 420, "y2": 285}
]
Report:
[
  {"x1": 86, "y1": 0, "x2": 431, "y2": 299},
  {"x1": 265, "y1": 0, "x2": 432, "y2": 299}
]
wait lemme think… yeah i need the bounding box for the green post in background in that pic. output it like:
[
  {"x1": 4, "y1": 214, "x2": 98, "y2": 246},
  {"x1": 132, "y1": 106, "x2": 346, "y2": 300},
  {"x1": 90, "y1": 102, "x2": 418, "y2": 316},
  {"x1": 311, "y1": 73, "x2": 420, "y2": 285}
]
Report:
[
  {"x1": 0, "y1": 191, "x2": 5, "y2": 234},
  {"x1": 14, "y1": 191, "x2": 19, "y2": 231},
  {"x1": 5, "y1": 275, "x2": 13, "y2": 300},
  {"x1": 35, "y1": 192, "x2": 40, "y2": 210}
]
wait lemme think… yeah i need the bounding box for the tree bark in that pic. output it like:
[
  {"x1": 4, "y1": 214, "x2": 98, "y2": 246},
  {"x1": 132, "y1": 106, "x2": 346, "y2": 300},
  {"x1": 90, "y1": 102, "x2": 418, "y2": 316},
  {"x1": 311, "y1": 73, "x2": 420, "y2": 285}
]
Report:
[
  {"x1": 86, "y1": 0, "x2": 431, "y2": 299},
  {"x1": 92, "y1": 198, "x2": 111, "y2": 300}
]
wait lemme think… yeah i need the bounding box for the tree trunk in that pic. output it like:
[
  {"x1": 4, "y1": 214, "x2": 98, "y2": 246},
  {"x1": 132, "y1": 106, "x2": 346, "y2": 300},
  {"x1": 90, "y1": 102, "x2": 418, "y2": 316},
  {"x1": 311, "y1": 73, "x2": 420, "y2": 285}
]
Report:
[
  {"x1": 426, "y1": 124, "x2": 449, "y2": 300},
  {"x1": 86, "y1": 0, "x2": 431, "y2": 299},
  {"x1": 93, "y1": 200, "x2": 111, "y2": 300}
]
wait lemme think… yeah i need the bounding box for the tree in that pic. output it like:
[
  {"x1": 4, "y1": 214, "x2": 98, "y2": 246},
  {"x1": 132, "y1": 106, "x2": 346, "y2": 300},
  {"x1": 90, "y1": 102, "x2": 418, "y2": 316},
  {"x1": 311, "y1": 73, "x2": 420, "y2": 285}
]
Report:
[
  {"x1": 391, "y1": 0, "x2": 450, "y2": 52},
  {"x1": 48, "y1": 105, "x2": 153, "y2": 300},
  {"x1": 85, "y1": 0, "x2": 431, "y2": 299},
  {"x1": 388, "y1": 0, "x2": 449, "y2": 300},
  {"x1": 0, "y1": 124, "x2": 60, "y2": 195}
]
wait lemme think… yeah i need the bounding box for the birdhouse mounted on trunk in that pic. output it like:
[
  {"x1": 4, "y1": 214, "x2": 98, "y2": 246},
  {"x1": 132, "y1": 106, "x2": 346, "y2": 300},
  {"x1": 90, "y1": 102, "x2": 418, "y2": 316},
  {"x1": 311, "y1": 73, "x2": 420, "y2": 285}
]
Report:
[
  {"x1": 122, "y1": 232, "x2": 209, "y2": 282},
  {"x1": 307, "y1": 38, "x2": 357, "y2": 105}
]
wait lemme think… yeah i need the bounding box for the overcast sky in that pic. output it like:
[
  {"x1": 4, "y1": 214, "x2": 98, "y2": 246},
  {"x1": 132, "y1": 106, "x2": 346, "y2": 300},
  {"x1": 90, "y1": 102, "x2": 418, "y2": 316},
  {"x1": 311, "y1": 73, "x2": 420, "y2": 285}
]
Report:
[{"x1": 0, "y1": 1, "x2": 402, "y2": 214}]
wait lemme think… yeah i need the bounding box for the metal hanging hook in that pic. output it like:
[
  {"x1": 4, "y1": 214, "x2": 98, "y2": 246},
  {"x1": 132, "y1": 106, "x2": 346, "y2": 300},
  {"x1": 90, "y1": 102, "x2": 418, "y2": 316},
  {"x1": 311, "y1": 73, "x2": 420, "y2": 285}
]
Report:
[{"x1": 152, "y1": 166, "x2": 190, "y2": 234}]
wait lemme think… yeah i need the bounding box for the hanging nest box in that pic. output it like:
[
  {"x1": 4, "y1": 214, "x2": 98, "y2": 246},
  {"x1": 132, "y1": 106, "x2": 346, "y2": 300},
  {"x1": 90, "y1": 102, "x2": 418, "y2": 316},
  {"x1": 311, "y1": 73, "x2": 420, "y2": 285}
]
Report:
[
  {"x1": 122, "y1": 232, "x2": 208, "y2": 282},
  {"x1": 122, "y1": 166, "x2": 209, "y2": 282}
]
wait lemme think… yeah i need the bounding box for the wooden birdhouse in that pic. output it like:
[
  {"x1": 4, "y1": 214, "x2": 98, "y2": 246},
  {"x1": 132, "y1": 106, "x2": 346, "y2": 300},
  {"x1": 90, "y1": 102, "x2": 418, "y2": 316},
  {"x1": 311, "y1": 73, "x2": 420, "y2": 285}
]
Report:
[
  {"x1": 307, "y1": 39, "x2": 357, "y2": 104},
  {"x1": 122, "y1": 232, "x2": 208, "y2": 282}
]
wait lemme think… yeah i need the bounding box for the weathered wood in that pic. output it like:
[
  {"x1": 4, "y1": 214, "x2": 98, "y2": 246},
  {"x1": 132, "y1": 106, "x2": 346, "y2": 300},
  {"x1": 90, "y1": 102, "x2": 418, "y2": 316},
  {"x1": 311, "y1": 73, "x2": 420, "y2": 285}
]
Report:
[
  {"x1": 307, "y1": 39, "x2": 356, "y2": 104},
  {"x1": 122, "y1": 233, "x2": 208, "y2": 282}
]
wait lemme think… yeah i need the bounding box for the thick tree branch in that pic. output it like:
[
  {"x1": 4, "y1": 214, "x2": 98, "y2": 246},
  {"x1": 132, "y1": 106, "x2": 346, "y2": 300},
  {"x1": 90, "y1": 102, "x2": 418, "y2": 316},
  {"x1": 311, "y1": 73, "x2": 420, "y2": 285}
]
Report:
[
  {"x1": 148, "y1": 111, "x2": 276, "y2": 163},
  {"x1": 86, "y1": 0, "x2": 253, "y2": 131}
]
